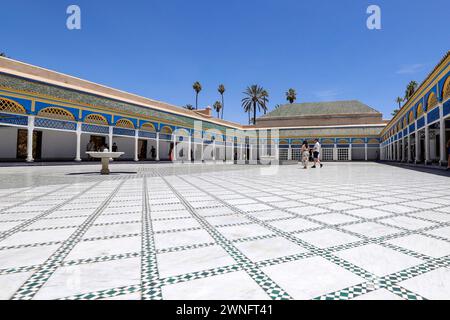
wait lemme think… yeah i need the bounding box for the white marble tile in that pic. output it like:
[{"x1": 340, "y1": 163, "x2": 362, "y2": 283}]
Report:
[
  {"x1": 65, "y1": 236, "x2": 140, "y2": 261},
  {"x1": 235, "y1": 237, "x2": 308, "y2": 262},
  {"x1": 426, "y1": 226, "x2": 450, "y2": 240},
  {"x1": 311, "y1": 213, "x2": 360, "y2": 225},
  {"x1": 287, "y1": 206, "x2": 330, "y2": 216},
  {"x1": 217, "y1": 224, "x2": 272, "y2": 241},
  {"x1": 345, "y1": 208, "x2": 391, "y2": 219},
  {"x1": 248, "y1": 210, "x2": 294, "y2": 221},
  {"x1": 387, "y1": 234, "x2": 450, "y2": 258},
  {"x1": 295, "y1": 229, "x2": 360, "y2": 249},
  {"x1": 27, "y1": 217, "x2": 87, "y2": 229},
  {"x1": 0, "y1": 272, "x2": 33, "y2": 300},
  {"x1": 375, "y1": 204, "x2": 416, "y2": 214},
  {"x1": 0, "y1": 244, "x2": 60, "y2": 269},
  {"x1": 0, "y1": 228, "x2": 76, "y2": 246},
  {"x1": 154, "y1": 229, "x2": 214, "y2": 249},
  {"x1": 34, "y1": 258, "x2": 140, "y2": 300},
  {"x1": 95, "y1": 212, "x2": 141, "y2": 224},
  {"x1": 334, "y1": 244, "x2": 423, "y2": 277},
  {"x1": 0, "y1": 221, "x2": 22, "y2": 232},
  {"x1": 409, "y1": 211, "x2": 450, "y2": 223},
  {"x1": 400, "y1": 268, "x2": 450, "y2": 300},
  {"x1": 162, "y1": 271, "x2": 270, "y2": 300},
  {"x1": 268, "y1": 218, "x2": 321, "y2": 232},
  {"x1": 204, "y1": 214, "x2": 250, "y2": 226},
  {"x1": 379, "y1": 216, "x2": 436, "y2": 230},
  {"x1": 83, "y1": 222, "x2": 141, "y2": 239},
  {"x1": 261, "y1": 256, "x2": 364, "y2": 300},
  {"x1": 342, "y1": 222, "x2": 400, "y2": 238},
  {"x1": 157, "y1": 245, "x2": 235, "y2": 278}
]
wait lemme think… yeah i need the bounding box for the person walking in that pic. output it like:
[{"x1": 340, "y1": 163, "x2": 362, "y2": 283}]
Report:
[
  {"x1": 151, "y1": 146, "x2": 156, "y2": 160},
  {"x1": 312, "y1": 139, "x2": 323, "y2": 168},
  {"x1": 112, "y1": 143, "x2": 118, "y2": 152},
  {"x1": 301, "y1": 140, "x2": 309, "y2": 169}
]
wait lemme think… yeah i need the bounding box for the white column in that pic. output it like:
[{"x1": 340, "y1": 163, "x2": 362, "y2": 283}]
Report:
[
  {"x1": 424, "y1": 125, "x2": 430, "y2": 164},
  {"x1": 401, "y1": 137, "x2": 406, "y2": 162},
  {"x1": 173, "y1": 135, "x2": 177, "y2": 161},
  {"x1": 348, "y1": 144, "x2": 352, "y2": 161},
  {"x1": 288, "y1": 144, "x2": 292, "y2": 160},
  {"x1": 26, "y1": 115, "x2": 35, "y2": 163},
  {"x1": 155, "y1": 132, "x2": 160, "y2": 161},
  {"x1": 134, "y1": 130, "x2": 139, "y2": 162},
  {"x1": 108, "y1": 126, "x2": 113, "y2": 151},
  {"x1": 250, "y1": 144, "x2": 253, "y2": 161},
  {"x1": 75, "y1": 121, "x2": 82, "y2": 161},
  {"x1": 240, "y1": 143, "x2": 244, "y2": 160},
  {"x1": 415, "y1": 128, "x2": 420, "y2": 163},
  {"x1": 407, "y1": 134, "x2": 412, "y2": 162},
  {"x1": 201, "y1": 140, "x2": 205, "y2": 161},
  {"x1": 365, "y1": 143, "x2": 368, "y2": 161},
  {"x1": 439, "y1": 106, "x2": 446, "y2": 165},
  {"x1": 333, "y1": 144, "x2": 338, "y2": 161},
  {"x1": 212, "y1": 140, "x2": 216, "y2": 161},
  {"x1": 188, "y1": 136, "x2": 192, "y2": 161},
  {"x1": 397, "y1": 140, "x2": 401, "y2": 161}
]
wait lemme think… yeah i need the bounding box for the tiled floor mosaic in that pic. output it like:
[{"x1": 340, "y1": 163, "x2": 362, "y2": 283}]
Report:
[{"x1": 0, "y1": 162, "x2": 449, "y2": 300}]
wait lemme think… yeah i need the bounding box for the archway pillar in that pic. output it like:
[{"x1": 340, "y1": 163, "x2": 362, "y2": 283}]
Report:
[
  {"x1": 134, "y1": 130, "x2": 139, "y2": 162},
  {"x1": 75, "y1": 122, "x2": 82, "y2": 162},
  {"x1": 26, "y1": 116, "x2": 35, "y2": 163},
  {"x1": 108, "y1": 126, "x2": 113, "y2": 152},
  {"x1": 155, "y1": 132, "x2": 160, "y2": 161},
  {"x1": 407, "y1": 134, "x2": 412, "y2": 162},
  {"x1": 415, "y1": 124, "x2": 420, "y2": 163},
  {"x1": 439, "y1": 105, "x2": 447, "y2": 166}
]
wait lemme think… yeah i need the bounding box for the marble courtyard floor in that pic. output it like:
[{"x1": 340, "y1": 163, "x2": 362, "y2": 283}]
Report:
[{"x1": 0, "y1": 162, "x2": 449, "y2": 300}]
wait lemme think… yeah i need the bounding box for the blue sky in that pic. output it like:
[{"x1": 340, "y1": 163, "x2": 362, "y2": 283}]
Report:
[{"x1": 1, "y1": 0, "x2": 449, "y2": 124}]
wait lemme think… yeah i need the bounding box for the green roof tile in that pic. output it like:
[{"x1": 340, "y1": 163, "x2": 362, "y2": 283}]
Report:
[{"x1": 261, "y1": 100, "x2": 380, "y2": 118}]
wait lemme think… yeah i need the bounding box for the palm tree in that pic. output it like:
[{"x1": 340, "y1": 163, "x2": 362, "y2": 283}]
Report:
[
  {"x1": 218, "y1": 84, "x2": 225, "y2": 119},
  {"x1": 193, "y1": 82, "x2": 202, "y2": 110},
  {"x1": 261, "y1": 90, "x2": 269, "y2": 115},
  {"x1": 213, "y1": 101, "x2": 222, "y2": 118},
  {"x1": 286, "y1": 88, "x2": 297, "y2": 104},
  {"x1": 184, "y1": 104, "x2": 194, "y2": 110},
  {"x1": 396, "y1": 97, "x2": 404, "y2": 109},
  {"x1": 405, "y1": 81, "x2": 418, "y2": 100},
  {"x1": 241, "y1": 85, "x2": 268, "y2": 125}
]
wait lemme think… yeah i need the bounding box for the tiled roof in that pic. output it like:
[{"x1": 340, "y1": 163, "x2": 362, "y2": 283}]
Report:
[{"x1": 260, "y1": 100, "x2": 381, "y2": 119}]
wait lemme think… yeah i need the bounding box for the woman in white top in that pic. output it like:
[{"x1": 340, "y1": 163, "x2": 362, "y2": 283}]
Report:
[{"x1": 301, "y1": 141, "x2": 309, "y2": 169}]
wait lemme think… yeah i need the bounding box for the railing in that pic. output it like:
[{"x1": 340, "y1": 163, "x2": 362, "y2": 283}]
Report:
[
  {"x1": 321, "y1": 148, "x2": 334, "y2": 161},
  {"x1": 279, "y1": 149, "x2": 288, "y2": 161},
  {"x1": 337, "y1": 148, "x2": 350, "y2": 161}
]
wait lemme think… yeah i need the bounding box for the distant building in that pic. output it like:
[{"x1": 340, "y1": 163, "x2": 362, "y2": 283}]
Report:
[{"x1": 0, "y1": 52, "x2": 448, "y2": 165}]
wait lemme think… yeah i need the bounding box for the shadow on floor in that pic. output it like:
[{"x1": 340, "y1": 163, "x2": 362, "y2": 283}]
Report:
[
  {"x1": 66, "y1": 172, "x2": 138, "y2": 176},
  {"x1": 380, "y1": 161, "x2": 450, "y2": 177}
]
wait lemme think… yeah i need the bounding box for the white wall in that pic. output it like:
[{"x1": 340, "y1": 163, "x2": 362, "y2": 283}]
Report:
[
  {"x1": 352, "y1": 148, "x2": 365, "y2": 161},
  {"x1": 146, "y1": 139, "x2": 157, "y2": 160},
  {"x1": 0, "y1": 127, "x2": 18, "y2": 159},
  {"x1": 112, "y1": 136, "x2": 135, "y2": 160},
  {"x1": 159, "y1": 140, "x2": 171, "y2": 160},
  {"x1": 41, "y1": 130, "x2": 76, "y2": 160}
]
